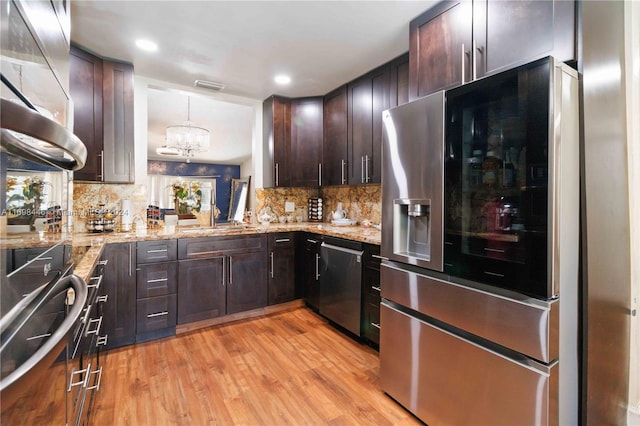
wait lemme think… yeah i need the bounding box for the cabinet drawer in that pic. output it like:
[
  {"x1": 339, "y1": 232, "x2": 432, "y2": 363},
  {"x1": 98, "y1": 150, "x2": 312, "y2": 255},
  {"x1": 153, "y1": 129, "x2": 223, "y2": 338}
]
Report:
[
  {"x1": 136, "y1": 262, "x2": 177, "y2": 298},
  {"x1": 178, "y1": 235, "x2": 266, "y2": 259},
  {"x1": 136, "y1": 294, "x2": 177, "y2": 333},
  {"x1": 137, "y1": 240, "x2": 177, "y2": 263},
  {"x1": 268, "y1": 232, "x2": 295, "y2": 249},
  {"x1": 364, "y1": 268, "x2": 381, "y2": 297}
]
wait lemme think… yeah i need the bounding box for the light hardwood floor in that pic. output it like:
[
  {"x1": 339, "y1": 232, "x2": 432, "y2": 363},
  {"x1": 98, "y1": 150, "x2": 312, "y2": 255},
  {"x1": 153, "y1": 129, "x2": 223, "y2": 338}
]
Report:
[{"x1": 3, "y1": 307, "x2": 421, "y2": 425}]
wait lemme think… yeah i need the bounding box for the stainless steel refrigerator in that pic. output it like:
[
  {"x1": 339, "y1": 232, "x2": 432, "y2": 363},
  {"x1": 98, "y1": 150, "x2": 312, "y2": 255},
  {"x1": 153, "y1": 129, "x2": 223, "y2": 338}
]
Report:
[{"x1": 379, "y1": 56, "x2": 580, "y2": 425}]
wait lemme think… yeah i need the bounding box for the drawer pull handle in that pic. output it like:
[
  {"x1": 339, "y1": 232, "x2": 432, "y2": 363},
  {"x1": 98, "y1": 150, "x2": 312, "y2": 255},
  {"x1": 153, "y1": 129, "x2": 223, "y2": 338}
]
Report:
[
  {"x1": 147, "y1": 278, "x2": 168, "y2": 283},
  {"x1": 275, "y1": 238, "x2": 290, "y2": 243},
  {"x1": 87, "y1": 366, "x2": 103, "y2": 391},
  {"x1": 85, "y1": 316, "x2": 103, "y2": 336},
  {"x1": 270, "y1": 252, "x2": 274, "y2": 278},
  {"x1": 87, "y1": 275, "x2": 103, "y2": 289},
  {"x1": 371, "y1": 322, "x2": 381, "y2": 329},
  {"x1": 444, "y1": 241, "x2": 454, "y2": 246},
  {"x1": 371, "y1": 254, "x2": 388, "y2": 261},
  {"x1": 190, "y1": 250, "x2": 217, "y2": 256},
  {"x1": 26, "y1": 332, "x2": 51, "y2": 341},
  {"x1": 97, "y1": 335, "x2": 108, "y2": 347},
  {"x1": 97, "y1": 295, "x2": 108, "y2": 303},
  {"x1": 147, "y1": 249, "x2": 168, "y2": 253},
  {"x1": 68, "y1": 363, "x2": 91, "y2": 391},
  {"x1": 371, "y1": 286, "x2": 381, "y2": 292},
  {"x1": 147, "y1": 311, "x2": 169, "y2": 318},
  {"x1": 306, "y1": 239, "x2": 318, "y2": 244},
  {"x1": 484, "y1": 248, "x2": 506, "y2": 254},
  {"x1": 484, "y1": 271, "x2": 505, "y2": 278},
  {"x1": 32, "y1": 257, "x2": 53, "y2": 261},
  {"x1": 98, "y1": 260, "x2": 108, "y2": 266}
]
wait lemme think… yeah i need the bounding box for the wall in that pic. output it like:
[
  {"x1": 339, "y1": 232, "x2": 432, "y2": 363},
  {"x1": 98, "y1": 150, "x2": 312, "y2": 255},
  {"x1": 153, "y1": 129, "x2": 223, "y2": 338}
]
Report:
[{"x1": 255, "y1": 184, "x2": 381, "y2": 225}]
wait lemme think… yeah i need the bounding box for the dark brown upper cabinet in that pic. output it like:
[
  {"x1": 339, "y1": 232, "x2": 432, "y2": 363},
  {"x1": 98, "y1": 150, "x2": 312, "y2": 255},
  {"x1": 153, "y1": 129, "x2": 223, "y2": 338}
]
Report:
[
  {"x1": 409, "y1": 0, "x2": 575, "y2": 100},
  {"x1": 263, "y1": 95, "x2": 292, "y2": 187},
  {"x1": 70, "y1": 45, "x2": 135, "y2": 182},
  {"x1": 291, "y1": 97, "x2": 323, "y2": 187},
  {"x1": 323, "y1": 86, "x2": 348, "y2": 186},
  {"x1": 348, "y1": 64, "x2": 389, "y2": 184},
  {"x1": 70, "y1": 46, "x2": 103, "y2": 181},
  {"x1": 388, "y1": 53, "x2": 410, "y2": 108},
  {"x1": 264, "y1": 95, "x2": 323, "y2": 188}
]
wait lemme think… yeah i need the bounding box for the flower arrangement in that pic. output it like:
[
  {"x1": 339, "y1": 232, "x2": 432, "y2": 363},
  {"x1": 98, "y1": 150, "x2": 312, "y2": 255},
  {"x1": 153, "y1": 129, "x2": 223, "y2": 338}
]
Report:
[
  {"x1": 171, "y1": 180, "x2": 202, "y2": 214},
  {"x1": 6, "y1": 175, "x2": 48, "y2": 229}
]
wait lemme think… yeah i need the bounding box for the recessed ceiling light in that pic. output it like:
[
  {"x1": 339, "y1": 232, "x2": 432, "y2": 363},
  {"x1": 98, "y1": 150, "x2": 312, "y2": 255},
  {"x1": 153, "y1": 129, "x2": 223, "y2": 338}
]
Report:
[
  {"x1": 274, "y1": 74, "x2": 291, "y2": 85},
  {"x1": 135, "y1": 39, "x2": 158, "y2": 52}
]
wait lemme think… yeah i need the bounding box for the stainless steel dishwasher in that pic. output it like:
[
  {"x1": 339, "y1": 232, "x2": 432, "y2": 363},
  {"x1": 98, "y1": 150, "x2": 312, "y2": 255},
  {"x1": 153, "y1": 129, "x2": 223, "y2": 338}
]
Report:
[{"x1": 319, "y1": 237, "x2": 364, "y2": 336}]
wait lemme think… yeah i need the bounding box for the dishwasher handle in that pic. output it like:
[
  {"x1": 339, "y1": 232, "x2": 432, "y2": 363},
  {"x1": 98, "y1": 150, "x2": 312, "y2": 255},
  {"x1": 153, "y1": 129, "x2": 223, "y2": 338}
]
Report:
[{"x1": 321, "y1": 242, "x2": 364, "y2": 258}]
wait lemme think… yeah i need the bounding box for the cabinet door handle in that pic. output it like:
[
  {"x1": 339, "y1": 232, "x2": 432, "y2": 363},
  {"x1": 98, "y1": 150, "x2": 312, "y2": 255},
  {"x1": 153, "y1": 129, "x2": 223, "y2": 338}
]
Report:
[
  {"x1": 147, "y1": 249, "x2": 168, "y2": 253},
  {"x1": 98, "y1": 259, "x2": 108, "y2": 266},
  {"x1": 371, "y1": 254, "x2": 388, "y2": 261},
  {"x1": 306, "y1": 239, "x2": 318, "y2": 244},
  {"x1": 87, "y1": 366, "x2": 103, "y2": 391},
  {"x1": 472, "y1": 40, "x2": 477, "y2": 81},
  {"x1": 96, "y1": 335, "x2": 108, "y2": 347},
  {"x1": 128, "y1": 152, "x2": 133, "y2": 182},
  {"x1": 372, "y1": 286, "x2": 381, "y2": 292},
  {"x1": 315, "y1": 253, "x2": 320, "y2": 280},
  {"x1": 275, "y1": 163, "x2": 279, "y2": 187},
  {"x1": 26, "y1": 332, "x2": 52, "y2": 341},
  {"x1": 361, "y1": 156, "x2": 365, "y2": 183},
  {"x1": 371, "y1": 322, "x2": 381, "y2": 329},
  {"x1": 484, "y1": 271, "x2": 505, "y2": 278},
  {"x1": 98, "y1": 150, "x2": 104, "y2": 181},
  {"x1": 341, "y1": 159, "x2": 346, "y2": 185},
  {"x1": 229, "y1": 256, "x2": 233, "y2": 285},
  {"x1": 461, "y1": 43, "x2": 466, "y2": 84},
  {"x1": 147, "y1": 311, "x2": 169, "y2": 318},
  {"x1": 97, "y1": 295, "x2": 108, "y2": 303},
  {"x1": 365, "y1": 155, "x2": 370, "y2": 183},
  {"x1": 129, "y1": 243, "x2": 132, "y2": 277},
  {"x1": 275, "y1": 238, "x2": 290, "y2": 243},
  {"x1": 270, "y1": 252, "x2": 274, "y2": 278},
  {"x1": 222, "y1": 256, "x2": 226, "y2": 286}
]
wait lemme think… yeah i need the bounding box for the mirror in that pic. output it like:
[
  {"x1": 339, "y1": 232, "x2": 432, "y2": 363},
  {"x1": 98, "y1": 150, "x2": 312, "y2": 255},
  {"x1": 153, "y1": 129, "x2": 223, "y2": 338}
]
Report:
[{"x1": 228, "y1": 176, "x2": 250, "y2": 223}]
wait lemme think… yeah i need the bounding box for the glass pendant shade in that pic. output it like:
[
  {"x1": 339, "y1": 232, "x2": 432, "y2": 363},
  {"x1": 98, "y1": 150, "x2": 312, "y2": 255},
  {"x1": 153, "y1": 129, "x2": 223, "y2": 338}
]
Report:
[{"x1": 164, "y1": 97, "x2": 210, "y2": 159}]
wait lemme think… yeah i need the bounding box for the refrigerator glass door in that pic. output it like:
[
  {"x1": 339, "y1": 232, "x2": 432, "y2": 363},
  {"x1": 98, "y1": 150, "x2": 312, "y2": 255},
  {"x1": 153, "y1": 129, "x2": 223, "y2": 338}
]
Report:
[{"x1": 444, "y1": 57, "x2": 552, "y2": 298}]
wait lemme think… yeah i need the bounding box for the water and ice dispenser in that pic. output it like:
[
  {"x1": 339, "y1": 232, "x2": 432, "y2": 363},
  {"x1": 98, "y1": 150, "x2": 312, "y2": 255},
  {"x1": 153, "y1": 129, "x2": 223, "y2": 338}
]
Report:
[{"x1": 392, "y1": 199, "x2": 432, "y2": 262}]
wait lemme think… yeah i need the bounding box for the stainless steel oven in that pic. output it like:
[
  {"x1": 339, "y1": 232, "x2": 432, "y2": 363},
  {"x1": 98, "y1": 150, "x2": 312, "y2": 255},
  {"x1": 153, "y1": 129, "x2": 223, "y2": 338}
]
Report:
[{"x1": 1, "y1": 0, "x2": 89, "y2": 422}]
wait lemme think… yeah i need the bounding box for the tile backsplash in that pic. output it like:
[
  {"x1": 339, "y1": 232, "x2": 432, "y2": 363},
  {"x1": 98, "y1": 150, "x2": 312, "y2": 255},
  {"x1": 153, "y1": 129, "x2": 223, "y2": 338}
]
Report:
[{"x1": 255, "y1": 184, "x2": 381, "y2": 224}]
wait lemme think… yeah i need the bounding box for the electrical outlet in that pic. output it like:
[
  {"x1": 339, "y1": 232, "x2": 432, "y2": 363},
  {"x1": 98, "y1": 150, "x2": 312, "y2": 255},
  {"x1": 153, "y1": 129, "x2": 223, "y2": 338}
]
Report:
[{"x1": 285, "y1": 202, "x2": 295, "y2": 212}]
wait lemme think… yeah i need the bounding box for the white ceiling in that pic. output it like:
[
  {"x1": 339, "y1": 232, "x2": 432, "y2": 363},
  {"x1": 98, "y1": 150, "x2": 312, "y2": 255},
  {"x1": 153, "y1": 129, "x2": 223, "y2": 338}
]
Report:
[{"x1": 70, "y1": 0, "x2": 436, "y2": 164}]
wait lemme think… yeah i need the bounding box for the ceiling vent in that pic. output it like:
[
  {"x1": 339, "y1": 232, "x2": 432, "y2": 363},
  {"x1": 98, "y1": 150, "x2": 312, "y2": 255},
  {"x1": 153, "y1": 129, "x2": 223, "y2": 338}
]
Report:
[{"x1": 194, "y1": 79, "x2": 225, "y2": 91}]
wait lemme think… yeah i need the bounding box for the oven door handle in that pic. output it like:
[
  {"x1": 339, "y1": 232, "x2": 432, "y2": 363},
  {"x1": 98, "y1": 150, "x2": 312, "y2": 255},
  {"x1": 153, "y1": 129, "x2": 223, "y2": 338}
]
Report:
[
  {"x1": 0, "y1": 96, "x2": 87, "y2": 170},
  {"x1": 0, "y1": 274, "x2": 88, "y2": 407}
]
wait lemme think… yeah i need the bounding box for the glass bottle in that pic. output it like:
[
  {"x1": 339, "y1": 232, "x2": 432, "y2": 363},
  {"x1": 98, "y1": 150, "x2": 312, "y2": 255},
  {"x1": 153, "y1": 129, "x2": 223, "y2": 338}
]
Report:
[
  {"x1": 482, "y1": 150, "x2": 502, "y2": 186},
  {"x1": 503, "y1": 149, "x2": 515, "y2": 187}
]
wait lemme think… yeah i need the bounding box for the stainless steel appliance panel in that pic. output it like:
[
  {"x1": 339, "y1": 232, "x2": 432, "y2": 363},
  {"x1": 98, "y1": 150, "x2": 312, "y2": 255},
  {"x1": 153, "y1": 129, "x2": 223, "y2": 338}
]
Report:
[
  {"x1": 380, "y1": 302, "x2": 557, "y2": 426},
  {"x1": 382, "y1": 91, "x2": 445, "y2": 272},
  {"x1": 381, "y1": 262, "x2": 558, "y2": 363},
  {"x1": 319, "y1": 241, "x2": 363, "y2": 336}
]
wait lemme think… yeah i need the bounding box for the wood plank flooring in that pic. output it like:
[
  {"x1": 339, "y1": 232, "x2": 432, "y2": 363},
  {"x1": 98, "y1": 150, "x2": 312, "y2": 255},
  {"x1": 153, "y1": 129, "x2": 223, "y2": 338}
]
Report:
[{"x1": 2, "y1": 307, "x2": 421, "y2": 425}]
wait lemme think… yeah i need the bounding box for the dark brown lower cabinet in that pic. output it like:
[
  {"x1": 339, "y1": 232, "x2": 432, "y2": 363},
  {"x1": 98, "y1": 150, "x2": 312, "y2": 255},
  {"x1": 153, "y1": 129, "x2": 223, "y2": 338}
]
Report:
[
  {"x1": 101, "y1": 242, "x2": 136, "y2": 349},
  {"x1": 300, "y1": 234, "x2": 322, "y2": 311},
  {"x1": 135, "y1": 256, "x2": 178, "y2": 342},
  {"x1": 361, "y1": 244, "x2": 382, "y2": 347},
  {"x1": 268, "y1": 233, "x2": 296, "y2": 306},
  {"x1": 226, "y1": 251, "x2": 268, "y2": 314},
  {"x1": 177, "y1": 235, "x2": 268, "y2": 323},
  {"x1": 177, "y1": 257, "x2": 226, "y2": 324}
]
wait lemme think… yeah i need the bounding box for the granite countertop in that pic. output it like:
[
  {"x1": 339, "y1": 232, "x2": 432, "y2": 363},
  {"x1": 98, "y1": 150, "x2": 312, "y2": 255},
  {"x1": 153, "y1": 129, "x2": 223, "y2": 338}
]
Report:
[
  {"x1": 3, "y1": 222, "x2": 381, "y2": 281},
  {"x1": 72, "y1": 222, "x2": 382, "y2": 246}
]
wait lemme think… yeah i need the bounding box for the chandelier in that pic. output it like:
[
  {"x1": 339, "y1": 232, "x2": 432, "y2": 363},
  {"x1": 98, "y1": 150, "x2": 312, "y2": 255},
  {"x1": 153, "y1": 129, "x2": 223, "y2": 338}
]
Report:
[{"x1": 164, "y1": 96, "x2": 210, "y2": 161}]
